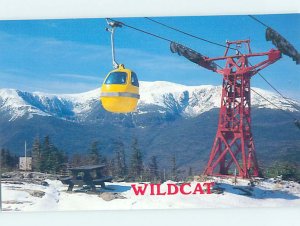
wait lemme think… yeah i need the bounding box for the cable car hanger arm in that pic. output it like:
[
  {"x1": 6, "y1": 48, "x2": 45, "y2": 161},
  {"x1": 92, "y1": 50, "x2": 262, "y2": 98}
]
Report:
[{"x1": 105, "y1": 19, "x2": 123, "y2": 69}]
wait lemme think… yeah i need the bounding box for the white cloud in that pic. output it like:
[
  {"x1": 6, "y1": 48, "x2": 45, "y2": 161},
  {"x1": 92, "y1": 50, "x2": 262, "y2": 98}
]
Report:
[{"x1": 53, "y1": 73, "x2": 100, "y2": 81}]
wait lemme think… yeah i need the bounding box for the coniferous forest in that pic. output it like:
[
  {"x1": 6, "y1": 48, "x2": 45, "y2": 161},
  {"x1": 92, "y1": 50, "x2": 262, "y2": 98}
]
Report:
[
  {"x1": 1, "y1": 135, "x2": 174, "y2": 182},
  {"x1": 1, "y1": 135, "x2": 300, "y2": 182}
]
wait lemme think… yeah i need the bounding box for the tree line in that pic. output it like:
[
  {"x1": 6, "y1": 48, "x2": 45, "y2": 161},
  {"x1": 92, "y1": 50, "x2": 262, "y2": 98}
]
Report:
[
  {"x1": 69, "y1": 137, "x2": 186, "y2": 182},
  {"x1": 0, "y1": 135, "x2": 189, "y2": 182},
  {"x1": 31, "y1": 136, "x2": 67, "y2": 173},
  {"x1": 0, "y1": 148, "x2": 18, "y2": 171},
  {"x1": 2, "y1": 136, "x2": 299, "y2": 182},
  {"x1": 262, "y1": 161, "x2": 300, "y2": 182}
]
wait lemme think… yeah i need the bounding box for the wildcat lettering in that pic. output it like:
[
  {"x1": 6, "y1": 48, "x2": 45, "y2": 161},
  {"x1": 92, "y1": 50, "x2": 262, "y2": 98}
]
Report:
[{"x1": 131, "y1": 182, "x2": 214, "y2": 196}]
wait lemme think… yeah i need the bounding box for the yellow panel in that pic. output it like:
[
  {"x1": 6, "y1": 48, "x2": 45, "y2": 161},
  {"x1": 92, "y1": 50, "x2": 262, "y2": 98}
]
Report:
[{"x1": 101, "y1": 96, "x2": 138, "y2": 113}]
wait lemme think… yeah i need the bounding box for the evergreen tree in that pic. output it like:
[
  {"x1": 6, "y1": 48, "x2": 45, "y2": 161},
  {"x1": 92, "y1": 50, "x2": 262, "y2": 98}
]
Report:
[
  {"x1": 39, "y1": 136, "x2": 66, "y2": 173},
  {"x1": 108, "y1": 158, "x2": 116, "y2": 176},
  {"x1": 170, "y1": 153, "x2": 178, "y2": 181},
  {"x1": 71, "y1": 153, "x2": 85, "y2": 167},
  {"x1": 149, "y1": 155, "x2": 159, "y2": 182},
  {"x1": 0, "y1": 148, "x2": 17, "y2": 170},
  {"x1": 188, "y1": 167, "x2": 193, "y2": 177},
  {"x1": 0, "y1": 148, "x2": 6, "y2": 169},
  {"x1": 185, "y1": 166, "x2": 194, "y2": 181},
  {"x1": 49, "y1": 147, "x2": 65, "y2": 173},
  {"x1": 129, "y1": 138, "x2": 143, "y2": 181},
  {"x1": 160, "y1": 168, "x2": 167, "y2": 182},
  {"x1": 11, "y1": 153, "x2": 18, "y2": 169},
  {"x1": 142, "y1": 166, "x2": 151, "y2": 182},
  {"x1": 5, "y1": 149, "x2": 11, "y2": 168},
  {"x1": 113, "y1": 139, "x2": 127, "y2": 179},
  {"x1": 40, "y1": 136, "x2": 50, "y2": 172},
  {"x1": 32, "y1": 138, "x2": 42, "y2": 171},
  {"x1": 101, "y1": 155, "x2": 109, "y2": 175},
  {"x1": 87, "y1": 141, "x2": 101, "y2": 165}
]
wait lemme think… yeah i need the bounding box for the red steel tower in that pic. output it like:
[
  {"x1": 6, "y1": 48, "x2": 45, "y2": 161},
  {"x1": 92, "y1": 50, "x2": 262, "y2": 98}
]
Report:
[{"x1": 203, "y1": 40, "x2": 281, "y2": 178}]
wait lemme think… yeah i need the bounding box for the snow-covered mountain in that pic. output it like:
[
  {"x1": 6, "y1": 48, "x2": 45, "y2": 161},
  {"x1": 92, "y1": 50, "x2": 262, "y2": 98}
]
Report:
[
  {"x1": 0, "y1": 81, "x2": 299, "y2": 122},
  {"x1": 1, "y1": 81, "x2": 300, "y2": 169}
]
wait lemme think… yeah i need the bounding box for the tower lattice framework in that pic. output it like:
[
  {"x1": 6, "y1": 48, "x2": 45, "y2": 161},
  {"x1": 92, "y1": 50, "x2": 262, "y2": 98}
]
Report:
[{"x1": 204, "y1": 40, "x2": 281, "y2": 178}]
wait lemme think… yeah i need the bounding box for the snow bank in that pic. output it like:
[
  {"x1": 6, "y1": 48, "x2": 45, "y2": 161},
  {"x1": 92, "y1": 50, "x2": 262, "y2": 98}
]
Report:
[{"x1": 2, "y1": 177, "x2": 300, "y2": 211}]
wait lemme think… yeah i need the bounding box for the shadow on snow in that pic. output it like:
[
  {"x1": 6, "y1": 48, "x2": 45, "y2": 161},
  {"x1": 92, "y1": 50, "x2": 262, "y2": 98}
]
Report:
[{"x1": 217, "y1": 183, "x2": 299, "y2": 200}]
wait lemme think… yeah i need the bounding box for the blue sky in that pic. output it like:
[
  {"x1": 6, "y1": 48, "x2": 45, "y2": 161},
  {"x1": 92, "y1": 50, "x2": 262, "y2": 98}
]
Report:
[{"x1": 0, "y1": 14, "x2": 299, "y2": 100}]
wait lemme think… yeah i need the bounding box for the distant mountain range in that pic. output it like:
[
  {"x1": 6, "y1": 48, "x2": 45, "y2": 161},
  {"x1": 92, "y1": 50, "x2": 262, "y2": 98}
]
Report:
[
  {"x1": 0, "y1": 81, "x2": 298, "y2": 122},
  {"x1": 1, "y1": 81, "x2": 299, "y2": 172}
]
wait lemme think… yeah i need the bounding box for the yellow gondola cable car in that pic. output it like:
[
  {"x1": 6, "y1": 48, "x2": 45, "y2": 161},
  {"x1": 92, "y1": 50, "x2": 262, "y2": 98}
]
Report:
[{"x1": 100, "y1": 19, "x2": 140, "y2": 113}]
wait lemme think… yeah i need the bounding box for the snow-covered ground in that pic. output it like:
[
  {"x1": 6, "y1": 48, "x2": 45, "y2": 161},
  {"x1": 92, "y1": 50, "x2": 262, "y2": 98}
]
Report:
[{"x1": 2, "y1": 178, "x2": 300, "y2": 211}]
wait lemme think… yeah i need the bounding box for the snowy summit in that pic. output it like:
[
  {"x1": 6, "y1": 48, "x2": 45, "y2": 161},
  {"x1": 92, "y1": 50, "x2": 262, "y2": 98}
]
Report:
[{"x1": 0, "y1": 81, "x2": 299, "y2": 121}]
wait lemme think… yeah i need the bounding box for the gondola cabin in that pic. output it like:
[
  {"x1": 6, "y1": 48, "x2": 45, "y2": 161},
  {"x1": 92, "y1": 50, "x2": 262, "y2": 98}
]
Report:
[{"x1": 100, "y1": 64, "x2": 140, "y2": 113}]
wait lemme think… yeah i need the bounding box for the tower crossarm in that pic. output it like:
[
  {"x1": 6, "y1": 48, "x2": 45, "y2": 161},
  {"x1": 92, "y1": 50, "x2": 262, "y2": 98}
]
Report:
[{"x1": 205, "y1": 49, "x2": 282, "y2": 76}]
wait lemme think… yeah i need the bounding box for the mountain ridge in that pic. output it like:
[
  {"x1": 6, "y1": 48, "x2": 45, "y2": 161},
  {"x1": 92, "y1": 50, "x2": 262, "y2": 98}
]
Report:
[{"x1": 0, "y1": 81, "x2": 299, "y2": 122}]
